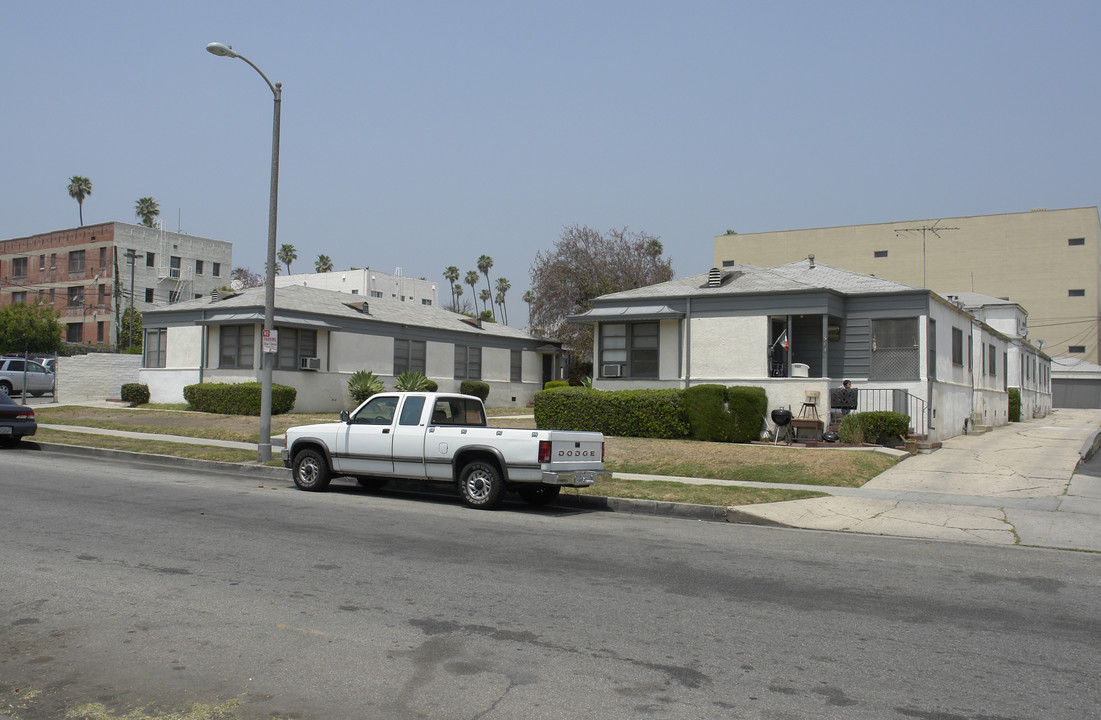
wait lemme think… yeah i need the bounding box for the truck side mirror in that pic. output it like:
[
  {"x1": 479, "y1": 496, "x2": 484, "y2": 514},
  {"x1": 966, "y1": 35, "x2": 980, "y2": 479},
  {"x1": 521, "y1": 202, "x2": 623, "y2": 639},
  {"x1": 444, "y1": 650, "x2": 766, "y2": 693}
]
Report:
[{"x1": 340, "y1": 410, "x2": 350, "y2": 424}]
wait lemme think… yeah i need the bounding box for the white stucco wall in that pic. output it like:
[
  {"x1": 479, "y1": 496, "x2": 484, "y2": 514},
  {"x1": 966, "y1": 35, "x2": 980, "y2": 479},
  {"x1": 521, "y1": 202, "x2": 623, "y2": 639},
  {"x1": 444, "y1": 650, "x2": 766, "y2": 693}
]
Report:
[
  {"x1": 167, "y1": 326, "x2": 203, "y2": 367},
  {"x1": 689, "y1": 316, "x2": 767, "y2": 380}
]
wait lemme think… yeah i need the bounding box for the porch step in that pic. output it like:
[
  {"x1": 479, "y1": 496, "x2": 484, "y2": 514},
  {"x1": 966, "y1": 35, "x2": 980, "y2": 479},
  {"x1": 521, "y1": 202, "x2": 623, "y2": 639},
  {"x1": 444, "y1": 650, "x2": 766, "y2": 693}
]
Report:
[{"x1": 968, "y1": 425, "x2": 993, "y2": 435}]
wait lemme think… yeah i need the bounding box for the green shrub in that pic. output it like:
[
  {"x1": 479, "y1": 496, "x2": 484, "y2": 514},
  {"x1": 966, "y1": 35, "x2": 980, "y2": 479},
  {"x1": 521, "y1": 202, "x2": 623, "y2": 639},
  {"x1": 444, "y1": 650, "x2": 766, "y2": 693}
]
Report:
[
  {"x1": 1008, "y1": 388, "x2": 1021, "y2": 422},
  {"x1": 461, "y1": 381, "x2": 490, "y2": 401},
  {"x1": 684, "y1": 385, "x2": 731, "y2": 442},
  {"x1": 544, "y1": 380, "x2": 569, "y2": 390},
  {"x1": 838, "y1": 411, "x2": 909, "y2": 445},
  {"x1": 424, "y1": 378, "x2": 439, "y2": 392},
  {"x1": 120, "y1": 383, "x2": 150, "y2": 407},
  {"x1": 348, "y1": 371, "x2": 385, "y2": 405},
  {"x1": 183, "y1": 382, "x2": 297, "y2": 415},
  {"x1": 395, "y1": 370, "x2": 431, "y2": 391},
  {"x1": 683, "y1": 385, "x2": 768, "y2": 443},
  {"x1": 534, "y1": 387, "x2": 689, "y2": 439}
]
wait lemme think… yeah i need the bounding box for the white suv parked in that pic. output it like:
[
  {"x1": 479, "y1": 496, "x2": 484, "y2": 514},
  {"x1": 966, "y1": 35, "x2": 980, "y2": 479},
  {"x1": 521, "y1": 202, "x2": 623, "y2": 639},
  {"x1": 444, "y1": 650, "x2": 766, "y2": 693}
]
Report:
[{"x1": 0, "y1": 357, "x2": 55, "y2": 397}]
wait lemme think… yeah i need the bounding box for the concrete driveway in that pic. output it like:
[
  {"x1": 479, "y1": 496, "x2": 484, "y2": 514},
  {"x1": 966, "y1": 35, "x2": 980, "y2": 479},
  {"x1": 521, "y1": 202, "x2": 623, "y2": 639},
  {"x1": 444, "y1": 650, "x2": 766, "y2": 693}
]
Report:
[{"x1": 729, "y1": 408, "x2": 1101, "y2": 551}]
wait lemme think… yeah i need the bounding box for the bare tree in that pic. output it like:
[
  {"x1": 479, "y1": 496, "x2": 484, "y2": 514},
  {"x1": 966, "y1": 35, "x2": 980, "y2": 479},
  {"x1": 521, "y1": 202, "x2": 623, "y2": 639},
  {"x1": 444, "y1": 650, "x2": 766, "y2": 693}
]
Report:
[{"x1": 528, "y1": 225, "x2": 673, "y2": 355}]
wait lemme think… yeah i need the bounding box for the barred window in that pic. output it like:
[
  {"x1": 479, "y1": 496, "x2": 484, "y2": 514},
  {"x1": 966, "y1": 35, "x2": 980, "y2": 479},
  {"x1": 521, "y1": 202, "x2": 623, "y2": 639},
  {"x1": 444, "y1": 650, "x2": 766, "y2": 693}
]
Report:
[
  {"x1": 394, "y1": 339, "x2": 426, "y2": 375},
  {"x1": 870, "y1": 318, "x2": 919, "y2": 380},
  {"x1": 600, "y1": 322, "x2": 659, "y2": 378},
  {"x1": 277, "y1": 328, "x2": 318, "y2": 370},
  {"x1": 144, "y1": 328, "x2": 167, "y2": 368},
  {"x1": 219, "y1": 325, "x2": 255, "y2": 369}
]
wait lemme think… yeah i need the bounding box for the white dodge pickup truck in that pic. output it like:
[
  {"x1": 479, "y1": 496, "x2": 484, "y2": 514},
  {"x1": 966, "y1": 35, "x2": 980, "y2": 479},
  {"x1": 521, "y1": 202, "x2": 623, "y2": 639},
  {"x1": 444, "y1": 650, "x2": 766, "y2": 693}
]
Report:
[{"x1": 282, "y1": 392, "x2": 610, "y2": 509}]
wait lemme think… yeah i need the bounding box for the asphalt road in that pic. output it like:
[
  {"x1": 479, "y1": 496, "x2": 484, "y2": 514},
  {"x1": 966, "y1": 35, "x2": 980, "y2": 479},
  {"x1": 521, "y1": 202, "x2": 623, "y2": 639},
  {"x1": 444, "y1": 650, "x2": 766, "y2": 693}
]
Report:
[{"x1": 2, "y1": 446, "x2": 1099, "y2": 720}]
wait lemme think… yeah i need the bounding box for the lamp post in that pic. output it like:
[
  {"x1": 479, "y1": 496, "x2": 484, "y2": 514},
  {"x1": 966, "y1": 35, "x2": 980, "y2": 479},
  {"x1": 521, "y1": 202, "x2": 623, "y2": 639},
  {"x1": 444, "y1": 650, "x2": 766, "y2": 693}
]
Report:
[
  {"x1": 124, "y1": 250, "x2": 144, "y2": 349},
  {"x1": 206, "y1": 41, "x2": 281, "y2": 462}
]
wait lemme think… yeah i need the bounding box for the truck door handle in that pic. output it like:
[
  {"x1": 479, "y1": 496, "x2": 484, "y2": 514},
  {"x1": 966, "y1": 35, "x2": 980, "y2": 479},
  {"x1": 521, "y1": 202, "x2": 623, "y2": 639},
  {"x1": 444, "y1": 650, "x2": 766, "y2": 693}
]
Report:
[{"x1": 383, "y1": 428, "x2": 390, "y2": 434}]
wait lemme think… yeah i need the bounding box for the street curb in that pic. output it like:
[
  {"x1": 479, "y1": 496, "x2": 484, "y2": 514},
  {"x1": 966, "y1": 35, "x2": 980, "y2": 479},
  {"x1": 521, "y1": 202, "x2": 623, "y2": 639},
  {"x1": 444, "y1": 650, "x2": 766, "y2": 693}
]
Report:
[
  {"x1": 34, "y1": 442, "x2": 734, "y2": 522},
  {"x1": 1079, "y1": 428, "x2": 1101, "y2": 464}
]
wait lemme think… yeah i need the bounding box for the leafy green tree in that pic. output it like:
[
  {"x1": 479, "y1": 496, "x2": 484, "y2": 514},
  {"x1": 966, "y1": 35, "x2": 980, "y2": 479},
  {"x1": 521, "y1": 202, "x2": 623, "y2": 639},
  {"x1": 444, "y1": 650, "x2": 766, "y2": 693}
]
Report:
[
  {"x1": 529, "y1": 225, "x2": 674, "y2": 356},
  {"x1": 67, "y1": 176, "x2": 93, "y2": 226},
  {"x1": 315, "y1": 254, "x2": 334, "y2": 273},
  {"x1": 278, "y1": 243, "x2": 298, "y2": 274},
  {"x1": 443, "y1": 265, "x2": 460, "y2": 310},
  {"x1": 465, "y1": 270, "x2": 481, "y2": 313},
  {"x1": 135, "y1": 197, "x2": 160, "y2": 227},
  {"x1": 0, "y1": 301, "x2": 63, "y2": 354},
  {"x1": 118, "y1": 307, "x2": 143, "y2": 352}
]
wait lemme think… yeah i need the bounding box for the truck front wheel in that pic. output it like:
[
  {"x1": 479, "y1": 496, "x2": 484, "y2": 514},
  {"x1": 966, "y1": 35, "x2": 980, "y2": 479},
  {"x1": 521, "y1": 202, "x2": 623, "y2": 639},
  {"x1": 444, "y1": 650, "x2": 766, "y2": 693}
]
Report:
[
  {"x1": 458, "y1": 461, "x2": 504, "y2": 509},
  {"x1": 292, "y1": 448, "x2": 332, "y2": 492}
]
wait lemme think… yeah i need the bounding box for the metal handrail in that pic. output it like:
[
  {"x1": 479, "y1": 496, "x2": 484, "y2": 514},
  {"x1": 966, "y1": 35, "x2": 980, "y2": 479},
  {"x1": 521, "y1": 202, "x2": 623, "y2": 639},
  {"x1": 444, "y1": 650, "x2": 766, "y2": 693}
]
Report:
[{"x1": 853, "y1": 388, "x2": 929, "y2": 437}]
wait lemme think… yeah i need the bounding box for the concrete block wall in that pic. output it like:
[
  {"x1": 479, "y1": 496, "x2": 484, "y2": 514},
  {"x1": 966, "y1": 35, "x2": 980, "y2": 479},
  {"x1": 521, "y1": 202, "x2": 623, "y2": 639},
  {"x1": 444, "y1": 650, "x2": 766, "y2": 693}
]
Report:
[{"x1": 57, "y1": 353, "x2": 142, "y2": 403}]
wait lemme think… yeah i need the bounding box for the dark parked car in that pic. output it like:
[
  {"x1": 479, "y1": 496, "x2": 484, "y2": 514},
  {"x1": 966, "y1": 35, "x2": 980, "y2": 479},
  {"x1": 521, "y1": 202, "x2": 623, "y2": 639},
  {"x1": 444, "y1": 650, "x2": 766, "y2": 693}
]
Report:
[{"x1": 0, "y1": 392, "x2": 36, "y2": 446}]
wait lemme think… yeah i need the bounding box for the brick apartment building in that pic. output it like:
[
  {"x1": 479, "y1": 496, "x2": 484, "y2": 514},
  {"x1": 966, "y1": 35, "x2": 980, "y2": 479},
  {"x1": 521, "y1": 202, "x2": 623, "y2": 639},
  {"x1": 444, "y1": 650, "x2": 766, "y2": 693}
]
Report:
[{"x1": 0, "y1": 222, "x2": 232, "y2": 348}]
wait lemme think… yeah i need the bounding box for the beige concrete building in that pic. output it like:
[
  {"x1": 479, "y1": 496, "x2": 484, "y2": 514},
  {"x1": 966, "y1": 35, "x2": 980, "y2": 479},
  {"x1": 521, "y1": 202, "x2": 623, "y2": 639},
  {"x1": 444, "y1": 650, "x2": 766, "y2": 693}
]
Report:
[{"x1": 714, "y1": 207, "x2": 1101, "y2": 364}]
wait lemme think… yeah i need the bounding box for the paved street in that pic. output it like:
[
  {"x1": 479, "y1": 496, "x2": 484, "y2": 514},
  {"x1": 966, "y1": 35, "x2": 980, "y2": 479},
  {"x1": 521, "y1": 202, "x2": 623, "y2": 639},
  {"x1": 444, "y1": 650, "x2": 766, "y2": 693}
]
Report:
[{"x1": 2, "y1": 448, "x2": 1100, "y2": 719}]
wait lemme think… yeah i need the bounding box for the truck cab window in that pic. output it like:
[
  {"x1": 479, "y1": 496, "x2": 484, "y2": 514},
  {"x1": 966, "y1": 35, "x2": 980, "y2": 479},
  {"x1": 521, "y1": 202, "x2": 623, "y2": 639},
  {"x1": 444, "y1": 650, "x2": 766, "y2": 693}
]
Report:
[
  {"x1": 399, "y1": 396, "x2": 426, "y2": 426},
  {"x1": 353, "y1": 396, "x2": 398, "y2": 425}
]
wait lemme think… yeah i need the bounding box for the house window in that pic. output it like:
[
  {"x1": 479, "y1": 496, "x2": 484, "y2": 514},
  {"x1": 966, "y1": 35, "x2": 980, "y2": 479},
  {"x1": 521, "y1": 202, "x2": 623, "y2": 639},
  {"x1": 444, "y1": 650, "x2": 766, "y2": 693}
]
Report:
[
  {"x1": 66, "y1": 323, "x2": 83, "y2": 343},
  {"x1": 68, "y1": 250, "x2": 85, "y2": 273},
  {"x1": 988, "y1": 344, "x2": 996, "y2": 376},
  {"x1": 1069, "y1": 237, "x2": 1086, "y2": 246},
  {"x1": 928, "y1": 318, "x2": 936, "y2": 381},
  {"x1": 422, "y1": 298, "x2": 432, "y2": 306},
  {"x1": 12, "y1": 291, "x2": 26, "y2": 304},
  {"x1": 67, "y1": 286, "x2": 83, "y2": 307},
  {"x1": 219, "y1": 325, "x2": 255, "y2": 369},
  {"x1": 1069, "y1": 345, "x2": 1087, "y2": 353},
  {"x1": 99, "y1": 246, "x2": 107, "y2": 270},
  {"x1": 370, "y1": 290, "x2": 384, "y2": 298},
  {"x1": 454, "y1": 345, "x2": 482, "y2": 380},
  {"x1": 1068, "y1": 289, "x2": 1085, "y2": 297},
  {"x1": 12, "y1": 257, "x2": 27, "y2": 278},
  {"x1": 277, "y1": 328, "x2": 318, "y2": 370},
  {"x1": 146, "y1": 253, "x2": 155, "y2": 268},
  {"x1": 599, "y1": 322, "x2": 659, "y2": 378},
  {"x1": 510, "y1": 349, "x2": 522, "y2": 382},
  {"x1": 870, "y1": 318, "x2": 919, "y2": 380},
  {"x1": 968, "y1": 336, "x2": 973, "y2": 371},
  {"x1": 38, "y1": 254, "x2": 45, "y2": 271},
  {"x1": 951, "y1": 327, "x2": 964, "y2": 366},
  {"x1": 145, "y1": 288, "x2": 154, "y2": 303},
  {"x1": 144, "y1": 328, "x2": 167, "y2": 368},
  {"x1": 874, "y1": 250, "x2": 888, "y2": 258},
  {"x1": 169, "y1": 256, "x2": 181, "y2": 279},
  {"x1": 96, "y1": 322, "x2": 104, "y2": 343},
  {"x1": 97, "y1": 284, "x2": 106, "y2": 306},
  {"x1": 50, "y1": 253, "x2": 57, "y2": 269},
  {"x1": 212, "y1": 262, "x2": 221, "y2": 277},
  {"x1": 195, "y1": 259, "x2": 204, "y2": 275},
  {"x1": 393, "y1": 339, "x2": 426, "y2": 375}
]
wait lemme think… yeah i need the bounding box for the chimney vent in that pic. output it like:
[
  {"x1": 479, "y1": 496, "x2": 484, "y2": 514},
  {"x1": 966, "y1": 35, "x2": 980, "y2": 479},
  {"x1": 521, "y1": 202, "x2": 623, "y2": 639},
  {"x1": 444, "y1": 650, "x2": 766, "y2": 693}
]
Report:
[
  {"x1": 808, "y1": 254, "x2": 815, "y2": 269},
  {"x1": 707, "y1": 268, "x2": 723, "y2": 287}
]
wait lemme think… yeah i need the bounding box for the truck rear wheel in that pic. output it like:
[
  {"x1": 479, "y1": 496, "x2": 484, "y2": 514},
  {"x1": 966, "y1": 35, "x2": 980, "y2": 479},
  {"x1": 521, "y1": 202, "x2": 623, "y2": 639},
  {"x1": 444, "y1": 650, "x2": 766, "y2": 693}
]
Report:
[
  {"x1": 292, "y1": 448, "x2": 332, "y2": 492},
  {"x1": 458, "y1": 461, "x2": 504, "y2": 509},
  {"x1": 518, "y1": 485, "x2": 561, "y2": 506}
]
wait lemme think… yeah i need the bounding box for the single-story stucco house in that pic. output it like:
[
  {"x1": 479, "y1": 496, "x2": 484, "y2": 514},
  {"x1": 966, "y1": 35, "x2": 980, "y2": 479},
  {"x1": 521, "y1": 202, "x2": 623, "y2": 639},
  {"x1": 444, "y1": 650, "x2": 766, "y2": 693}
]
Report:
[
  {"x1": 569, "y1": 258, "x2": 1045, "y2": 442},
  {"x1": 138, "y1": 284, "x2": 564, "y2": 412}
]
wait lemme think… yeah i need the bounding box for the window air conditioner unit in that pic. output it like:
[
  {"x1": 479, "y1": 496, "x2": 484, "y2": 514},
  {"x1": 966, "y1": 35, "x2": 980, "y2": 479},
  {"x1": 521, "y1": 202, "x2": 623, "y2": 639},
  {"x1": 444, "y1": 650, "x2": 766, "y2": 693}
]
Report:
[
  {"x1": 299, "y1": 356, "x2": 321, "y2": 370},
  {"x1": 602, "y1": 364, "x2": 622, "y2": 377}
]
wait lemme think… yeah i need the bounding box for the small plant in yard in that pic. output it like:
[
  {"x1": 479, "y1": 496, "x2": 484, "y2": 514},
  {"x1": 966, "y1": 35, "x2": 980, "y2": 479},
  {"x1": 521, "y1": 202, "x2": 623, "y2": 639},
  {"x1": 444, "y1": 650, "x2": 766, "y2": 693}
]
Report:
[
  {"x1": 394, "y1": 370, "x2": 431, "y2": 391},
  {"x1": 120, "y1": 383, "x2": 150, "y2": 407},
  {"x1": 348, "y1": 370, "x2": 385, "y2": 405}
]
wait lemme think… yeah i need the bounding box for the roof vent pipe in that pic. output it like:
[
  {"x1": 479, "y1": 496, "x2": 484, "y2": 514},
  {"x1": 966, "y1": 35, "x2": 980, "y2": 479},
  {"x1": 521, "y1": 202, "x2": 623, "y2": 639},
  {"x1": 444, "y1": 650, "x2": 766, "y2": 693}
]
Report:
[
  {"x1": 707, "y1": 267, "x2": 723, "y2": 287},
  {"x1": 808, "y1": 254, "x2": 815, "y2": 269}
]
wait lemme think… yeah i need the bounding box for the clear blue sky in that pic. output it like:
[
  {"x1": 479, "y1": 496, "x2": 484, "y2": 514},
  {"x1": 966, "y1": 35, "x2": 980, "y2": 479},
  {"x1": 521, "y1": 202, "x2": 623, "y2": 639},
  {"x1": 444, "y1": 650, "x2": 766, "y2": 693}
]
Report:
[{"x1": 3, "y1": 1, "x2": 1100, "y2": 323}]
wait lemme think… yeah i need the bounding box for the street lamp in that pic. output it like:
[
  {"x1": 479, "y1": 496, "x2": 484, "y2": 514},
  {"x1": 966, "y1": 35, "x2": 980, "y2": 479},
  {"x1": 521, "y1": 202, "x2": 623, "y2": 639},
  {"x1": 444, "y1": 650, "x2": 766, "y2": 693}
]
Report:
[
  {"x1": 206, "y1": 41, "x2": 281, "y2": 463},
  {"x1": 124, "y1": 250, "x2": 144, "y2": 349}
]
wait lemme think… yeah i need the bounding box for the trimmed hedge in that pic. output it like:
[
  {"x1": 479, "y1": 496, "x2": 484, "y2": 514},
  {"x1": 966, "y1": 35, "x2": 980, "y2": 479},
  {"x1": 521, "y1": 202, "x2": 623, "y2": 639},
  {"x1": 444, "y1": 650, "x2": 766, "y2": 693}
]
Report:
[
  {"x1": 183, "y1": 382, "x2": 297, "y2": 415},
  {"x1": 838, "y1": 411, "x2": 910, "y2": 445},
  {"x1": 683, "y1": 385, "x2": 768, "y2": 442},
  {"x1": 460, "y1": 381, "x2": 490, "y2": 401},
  {"x1": 534, "y1": 387, "x2": 690, "y2": 439},
  {"x1": 544, "y1": 380, "x2": 569, "y2": 390},
  {"x1": 120, "y1": 383, "x2": 150, "y2": 407},
  {"x1": 1008, "y1": 388, "x2": 1021, "y2": 422}
]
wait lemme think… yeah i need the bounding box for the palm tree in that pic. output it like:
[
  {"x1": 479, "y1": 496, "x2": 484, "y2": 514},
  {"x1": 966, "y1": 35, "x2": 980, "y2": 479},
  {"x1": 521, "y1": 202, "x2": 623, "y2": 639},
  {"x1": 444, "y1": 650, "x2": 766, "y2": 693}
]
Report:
[
  {"x1": 495, "y1": 277, "x2": 511, "y2": 325},
  {"x1": 465, "y1": 270, "x2": 481, "y2": 313},
  {"x1": 522, "y1": 290, "x2": 535, "y2": 327},
  {"x1": 315, "y1": 254, "x2": 334, "y2": 273},
  {"x1": 443, "y1": 265, "x2": 460, "y2": 310},
  {"x1": 67, "y1": 176, "x2": 93, "y2": 226},
  {"x1": 135, "y1": 197, "x2": 160, "y2": 227},
  {"x1": 477, "y1": 254, "x2": 494, "y2": 302},
  {"x1": 479, "y1": 288, "x2": 493, "y2": 319},
  {"x1": 278, "y1": 243, "x2": 298, "y2": 274}
]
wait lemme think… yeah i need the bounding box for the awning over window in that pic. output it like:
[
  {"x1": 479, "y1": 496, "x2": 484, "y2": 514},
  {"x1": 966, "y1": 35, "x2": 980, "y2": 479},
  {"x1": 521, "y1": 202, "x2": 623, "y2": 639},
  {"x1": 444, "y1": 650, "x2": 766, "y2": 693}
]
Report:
[
  {"x1": 199, "y1": 312, "x2": 340, "y2": 330},
  {"x1": 568, "y1": 305, "x2": 684, "y2": 322}
]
